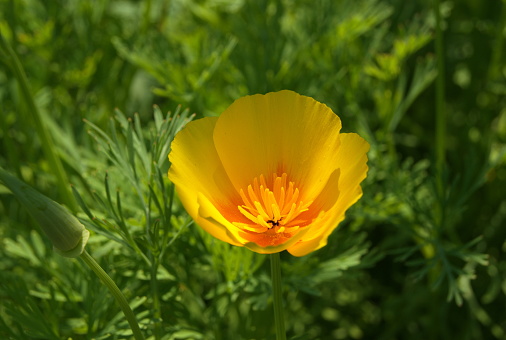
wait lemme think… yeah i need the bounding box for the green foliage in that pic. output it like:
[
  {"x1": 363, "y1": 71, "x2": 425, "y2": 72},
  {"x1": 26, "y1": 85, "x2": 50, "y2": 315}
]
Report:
[{"x1": 1, "y1": 0, "x2": 506, "y2": 339}]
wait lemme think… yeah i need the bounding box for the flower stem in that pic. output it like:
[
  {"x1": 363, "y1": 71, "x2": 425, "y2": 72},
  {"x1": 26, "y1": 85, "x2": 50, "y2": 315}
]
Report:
[
  {"x1": 434, "y1": 0, "x2": 446, "y2": 199},
  {"x1": 0, "y1": 31, "x2": 78, "y2": 212},
  {"x1": 270, "y1": 253, "x2": 286, "y2": 340},
  {"x1": 150, "y1": 257, "x2": 162, "y2": 340},
  {"x1": 80, "y1": 250, "x2": 145, "y2": 340}
]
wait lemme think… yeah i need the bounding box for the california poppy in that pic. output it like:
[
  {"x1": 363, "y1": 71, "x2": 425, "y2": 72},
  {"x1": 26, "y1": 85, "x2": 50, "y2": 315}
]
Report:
[{"x1": 168, "y1": 90, "x2": 369, "y2": 256}]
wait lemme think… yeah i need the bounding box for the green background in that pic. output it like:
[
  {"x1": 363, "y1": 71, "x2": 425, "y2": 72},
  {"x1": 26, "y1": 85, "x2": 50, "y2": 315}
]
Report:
[{"x1": 1, "y1": 0, "x2": 505, "y2": 339}]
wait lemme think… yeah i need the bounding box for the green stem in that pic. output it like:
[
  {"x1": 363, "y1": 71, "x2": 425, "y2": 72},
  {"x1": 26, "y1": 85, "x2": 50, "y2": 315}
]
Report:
[
  {"x1": 429, "y1": 0, "x2": 448, "y2": 288},
  {"x1": 0, "y1": 32, "x2": 78, "y2": 212},
  {"x1": 487, "y1": 0, "x2": 506, "y2": 81},
  {"x1": 150, "y1": 257, "x2": 162, "y2": 340},
  {"x1": 434, "y1": 0, "x2": 446, "y2": 200},
  {"x1": 270, "y1": 253, "x2": 286, "y2": 340},
  {"x1": 141, "y1": 0, "x2": 152, "y2": 33},
  {"x1": 80, "y1": 250, "x2": 146, "y2": 340}
]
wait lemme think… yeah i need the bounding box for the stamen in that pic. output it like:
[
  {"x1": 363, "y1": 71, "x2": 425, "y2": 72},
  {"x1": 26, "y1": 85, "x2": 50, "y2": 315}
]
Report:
[{"x1": 233, "y1": 173, "x2": 313, "y2": 233}]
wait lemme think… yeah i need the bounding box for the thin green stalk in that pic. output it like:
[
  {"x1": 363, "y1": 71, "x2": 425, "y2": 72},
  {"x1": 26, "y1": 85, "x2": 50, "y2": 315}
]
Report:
[
  {"x1": 434, "y1": 0, "x2": 446, "y2": 201},
  {"x1": 141, "y1": 0, "x2": 153, "y2": 33},
  {"x1": 80, "y1": 250, "x2": 146, "y2": 340},
  {"x1": 487, "y1": 0, "x2": 506, "y2": 81},
  {"x1": 270, "y1": 253, "x2": 286, "y2": 340},
  {"x1": 429, "y1": 0, "x2": 447, "y2": 288},
  {"x1": 150, "y1": 257, "x2": 162, "y2": 340},
  {"x1": 0, "y1": 32, "x2": 78, "y2": 212}
]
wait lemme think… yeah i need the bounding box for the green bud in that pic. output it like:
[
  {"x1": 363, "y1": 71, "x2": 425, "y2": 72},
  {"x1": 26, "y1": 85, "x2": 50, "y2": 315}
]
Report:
[{"x1": 0, "y1": 168, "x2": 89, "y2": 258}]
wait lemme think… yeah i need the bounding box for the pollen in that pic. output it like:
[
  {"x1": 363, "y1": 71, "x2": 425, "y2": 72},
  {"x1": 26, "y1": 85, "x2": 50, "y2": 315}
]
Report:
[{"x1": 233, "y1": 173, "x2": 313, "y2": 235}]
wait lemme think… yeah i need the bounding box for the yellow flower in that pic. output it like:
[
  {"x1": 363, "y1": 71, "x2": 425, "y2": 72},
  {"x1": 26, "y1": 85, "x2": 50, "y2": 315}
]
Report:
[{"x1": 168, "y1": 90, "x2": 369, "y2": 256}]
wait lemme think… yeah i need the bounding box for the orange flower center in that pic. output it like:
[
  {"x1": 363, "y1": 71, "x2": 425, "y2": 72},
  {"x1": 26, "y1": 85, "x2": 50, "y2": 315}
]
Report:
[{"x1": 232, "y1": 173, "x2": 313, "y2": 238}]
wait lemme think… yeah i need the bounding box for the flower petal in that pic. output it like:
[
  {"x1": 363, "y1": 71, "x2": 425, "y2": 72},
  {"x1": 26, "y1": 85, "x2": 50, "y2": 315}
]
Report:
[
  {"x1": 242, "y1": 224, "x2": 313, "y2": 254},
  {"x1": 213, "y1": 90, "x2": 342, "y2": 203},
  {"x1": 197, "y1": 193, "x2": 247, "y2": 245},
  {"x1": 287, "y1": 133, "x2": 369, "y2": 256},
  {"x1": 168, "y1": 117, "x2": 244, "y2": 246}
]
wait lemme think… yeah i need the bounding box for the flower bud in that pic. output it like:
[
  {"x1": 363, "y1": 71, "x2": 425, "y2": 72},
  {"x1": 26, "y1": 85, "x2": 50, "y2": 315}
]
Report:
[{"x1": 0, "y1": 168, "x2": 89, "y2": 258}]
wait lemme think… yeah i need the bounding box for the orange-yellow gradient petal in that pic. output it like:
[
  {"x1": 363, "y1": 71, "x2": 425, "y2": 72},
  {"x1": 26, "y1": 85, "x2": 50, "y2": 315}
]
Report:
[
  {"x1": 168, "y1": 91, "x2": 369, "y2": 256},
  {"x1": 287, "y1": 133, "x2": 370, "y2": 256},
  {"x1": 213, "y1": 90, "x2": 342, "y2": 203},
  {"x1": 168, "y1": 117, "x2": 244, "y2": 246}
]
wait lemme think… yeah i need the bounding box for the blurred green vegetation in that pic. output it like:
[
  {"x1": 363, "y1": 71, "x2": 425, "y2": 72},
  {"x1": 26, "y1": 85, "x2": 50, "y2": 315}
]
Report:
[{"x1": 0, "y1": 0, "x2": 505, "y2": 339}]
